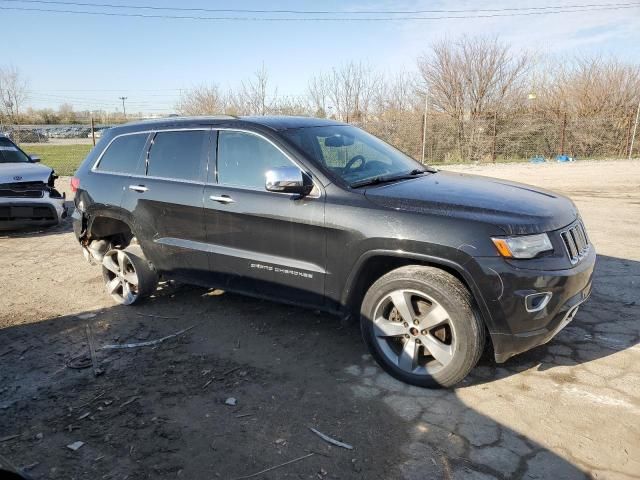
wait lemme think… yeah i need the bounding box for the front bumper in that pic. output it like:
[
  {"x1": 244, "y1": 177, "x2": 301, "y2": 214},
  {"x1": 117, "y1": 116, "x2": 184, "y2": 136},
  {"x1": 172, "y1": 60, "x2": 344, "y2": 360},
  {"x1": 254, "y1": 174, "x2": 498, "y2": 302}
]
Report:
[
  {"x1": 472, "y1": 246, "x2": 596, "y2": 363},
  {"x1": 0, "y1": 195, "x2": 67, "y2": 230}
]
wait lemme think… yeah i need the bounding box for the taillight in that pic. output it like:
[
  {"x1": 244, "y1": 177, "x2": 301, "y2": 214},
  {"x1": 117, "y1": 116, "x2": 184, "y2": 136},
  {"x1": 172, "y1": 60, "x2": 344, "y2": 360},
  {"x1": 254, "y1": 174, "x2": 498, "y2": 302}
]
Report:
[{"x1": 70, "y1": 177, "x2": 80, "y2": 192}]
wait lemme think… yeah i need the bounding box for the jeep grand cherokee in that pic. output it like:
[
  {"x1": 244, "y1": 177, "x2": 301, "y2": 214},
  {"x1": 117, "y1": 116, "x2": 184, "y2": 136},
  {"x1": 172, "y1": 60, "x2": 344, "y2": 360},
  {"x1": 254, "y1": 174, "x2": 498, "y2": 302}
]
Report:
[{"x1": 71, "y1": 116, "x2": 595, "y2": 387}]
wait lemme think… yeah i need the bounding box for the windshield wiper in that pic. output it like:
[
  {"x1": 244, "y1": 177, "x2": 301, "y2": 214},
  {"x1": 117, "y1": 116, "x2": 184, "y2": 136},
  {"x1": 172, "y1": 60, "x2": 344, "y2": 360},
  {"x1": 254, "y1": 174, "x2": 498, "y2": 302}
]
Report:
[{"x1": 350, "y1": 168, "x2": 429, "y2": 188}]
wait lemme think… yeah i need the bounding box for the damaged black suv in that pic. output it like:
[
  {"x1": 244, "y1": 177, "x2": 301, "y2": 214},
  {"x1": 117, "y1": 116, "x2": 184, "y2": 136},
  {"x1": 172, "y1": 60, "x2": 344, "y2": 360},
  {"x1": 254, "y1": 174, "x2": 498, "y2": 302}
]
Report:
[{"x1": 72, "y1": 116, "x2": 595, "y2": 387}]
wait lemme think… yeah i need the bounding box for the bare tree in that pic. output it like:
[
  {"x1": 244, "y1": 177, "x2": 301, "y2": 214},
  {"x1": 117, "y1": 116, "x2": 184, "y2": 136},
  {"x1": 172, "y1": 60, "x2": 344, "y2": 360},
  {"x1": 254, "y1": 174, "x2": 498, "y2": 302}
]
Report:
[
  {"x1": 0, "y1": 66, "x2": 29, "y2": 124},
  {"x1": 417, "y1": 36, "x2": 530, "y2": 159},
  {"x1": 234, "y1": 63, "x2": 277, "y2": 116},
  {"x1": 307, "y1": 74, "x2": 331, "y2": 117},
  {"x1": 175, "y1": 84, "x2": 225, "y2": 116},
  {"x1": 270, "y1": 95, "x2": 310, "y2": 116},
  {"x1": 58, "y1": 103, "x2": 76, "y2": 123},
  {"x1": 375, "y1": 71, "x2": 421, "y2": 113},
  {"x1": 418, "y1": 36, "x2": 530, "y2": 117},
  {"x1": 308, "y1": 62, "x2": 381, "y2": 122},
  {"x1": 539, "y1": 57, "x2": 640, "y2": 116}
]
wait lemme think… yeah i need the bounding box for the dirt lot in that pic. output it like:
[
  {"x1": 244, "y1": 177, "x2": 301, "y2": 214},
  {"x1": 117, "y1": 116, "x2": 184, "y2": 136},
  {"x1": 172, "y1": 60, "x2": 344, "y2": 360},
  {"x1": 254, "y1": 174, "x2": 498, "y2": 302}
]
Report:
[{"x1": 1, "y1": 159, "x2": 639, "y2": 479}]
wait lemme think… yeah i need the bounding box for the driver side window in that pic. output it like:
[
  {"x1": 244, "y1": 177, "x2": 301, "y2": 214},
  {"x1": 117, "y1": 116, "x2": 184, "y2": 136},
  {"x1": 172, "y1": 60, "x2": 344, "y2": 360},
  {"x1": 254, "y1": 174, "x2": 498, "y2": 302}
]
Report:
[{"x1": 217, "y1": 131, "x2": 295, "y2": 190}]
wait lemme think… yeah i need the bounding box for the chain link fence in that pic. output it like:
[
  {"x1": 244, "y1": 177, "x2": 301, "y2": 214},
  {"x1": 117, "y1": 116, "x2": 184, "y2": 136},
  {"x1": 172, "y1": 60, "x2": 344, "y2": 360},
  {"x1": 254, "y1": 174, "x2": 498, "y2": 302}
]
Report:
[
  {"x1": 3, "y1": 111, "x2": 638, "y2": 176},
  {"x1": 363, "y1": 111, "x2": 639, "y2": 164}
]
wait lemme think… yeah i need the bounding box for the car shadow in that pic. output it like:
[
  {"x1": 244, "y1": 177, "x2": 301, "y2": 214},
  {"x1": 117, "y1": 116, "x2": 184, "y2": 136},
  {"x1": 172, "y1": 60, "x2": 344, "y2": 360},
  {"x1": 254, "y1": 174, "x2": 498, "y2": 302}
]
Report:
[{"x1": 0, "y1": 254, "x2": 637, "y2": 478}]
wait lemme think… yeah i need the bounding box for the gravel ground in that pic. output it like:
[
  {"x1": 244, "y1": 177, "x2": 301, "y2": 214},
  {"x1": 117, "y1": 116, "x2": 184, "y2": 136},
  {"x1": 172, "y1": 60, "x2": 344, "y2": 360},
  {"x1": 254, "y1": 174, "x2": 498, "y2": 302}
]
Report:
[{"x1": 0, "y1": 159, "x2": 638, "y2": 479}]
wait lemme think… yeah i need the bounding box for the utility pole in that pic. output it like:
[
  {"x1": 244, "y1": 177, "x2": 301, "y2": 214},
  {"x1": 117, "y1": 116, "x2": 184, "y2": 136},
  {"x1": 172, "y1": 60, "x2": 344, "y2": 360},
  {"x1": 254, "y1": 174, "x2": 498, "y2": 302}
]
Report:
[
  {"x1": 629, "y1": 97, "x2": 640, "y2": 160},
  {"x1": 491, "y1": 111, "x2": 498, "y2": 163},
  {"x1": 421, "y1": 91, "x2": 429, "y2": 163},
  {"x1": 119, "y1": 96, "x2": 128, "y2": 119}
]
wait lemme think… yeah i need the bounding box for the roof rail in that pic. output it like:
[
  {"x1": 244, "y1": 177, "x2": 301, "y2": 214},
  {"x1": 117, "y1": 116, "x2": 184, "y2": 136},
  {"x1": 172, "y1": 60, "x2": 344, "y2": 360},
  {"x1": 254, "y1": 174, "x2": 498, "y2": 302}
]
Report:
[
  {"x1": 164, "y1": 114, "x2": 240, "y2": 120},
  {"x1": 128, "y1": 114, "x2": 241, "y2": 125}
]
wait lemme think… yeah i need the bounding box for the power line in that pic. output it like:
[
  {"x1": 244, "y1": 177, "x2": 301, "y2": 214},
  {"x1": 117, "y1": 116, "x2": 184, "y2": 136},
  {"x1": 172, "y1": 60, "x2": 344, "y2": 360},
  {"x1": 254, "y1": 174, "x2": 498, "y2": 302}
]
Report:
[
  {"x1": 32, "y1": 88, "x2": 183, "y2": 92},
  {"x1": 2, "y1": 0, "x2": 639, "y2": 14},
  {"x1": 2, "y1": 3, "x2": 639, "y2": 21}
]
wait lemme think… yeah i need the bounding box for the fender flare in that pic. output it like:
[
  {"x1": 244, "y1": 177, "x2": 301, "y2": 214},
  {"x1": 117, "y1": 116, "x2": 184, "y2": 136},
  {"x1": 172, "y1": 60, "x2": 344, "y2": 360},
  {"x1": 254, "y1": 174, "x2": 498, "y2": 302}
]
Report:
[{"x1": 341, "y1": 249, "x2": 495, "y2": 332}]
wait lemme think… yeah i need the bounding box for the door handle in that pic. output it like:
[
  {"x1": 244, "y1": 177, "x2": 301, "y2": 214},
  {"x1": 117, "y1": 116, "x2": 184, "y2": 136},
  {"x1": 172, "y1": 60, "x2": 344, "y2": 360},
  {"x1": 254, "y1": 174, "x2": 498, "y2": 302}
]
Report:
[
  {"x1": 129, "y1": 185, "x2": 149, "y2": 193},
  {"x1": 209, "y1": 195, "x2": 235, "y2": 204}
]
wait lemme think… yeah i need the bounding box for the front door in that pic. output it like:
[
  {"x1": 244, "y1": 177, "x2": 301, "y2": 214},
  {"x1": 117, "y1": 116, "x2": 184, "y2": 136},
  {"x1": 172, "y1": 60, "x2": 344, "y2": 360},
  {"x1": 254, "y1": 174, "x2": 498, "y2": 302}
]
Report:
[
  {"x1": 203, "y1": 129, "x2": 326, "y2": 307},
  {"x1": 121, "y1": 128, "x2": 211, "y2": 283}
]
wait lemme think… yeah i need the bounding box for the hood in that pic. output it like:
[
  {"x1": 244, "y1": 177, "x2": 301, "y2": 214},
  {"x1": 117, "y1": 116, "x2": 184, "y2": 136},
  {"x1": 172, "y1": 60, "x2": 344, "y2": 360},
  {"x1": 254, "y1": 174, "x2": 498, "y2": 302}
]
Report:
[
  {"x1": 364, "y1": 171, "x2": 578, "y2": 235},
  {"x1": 0, "y1": 162, "x2": 53, "y2": 184}
]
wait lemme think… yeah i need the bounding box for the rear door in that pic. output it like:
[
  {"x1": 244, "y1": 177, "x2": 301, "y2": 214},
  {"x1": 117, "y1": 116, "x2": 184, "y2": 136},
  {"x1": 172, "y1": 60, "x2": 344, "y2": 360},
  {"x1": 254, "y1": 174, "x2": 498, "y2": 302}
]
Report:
[
  {"x1": 89, "y1": 132, "x2": 149, "y2": 210},
  {"x1": 203, "y1": 129, "x2": 326, "y2": 307},
  {"x1": 121, "y1": 128, "x2": 212, "y2": 283}
]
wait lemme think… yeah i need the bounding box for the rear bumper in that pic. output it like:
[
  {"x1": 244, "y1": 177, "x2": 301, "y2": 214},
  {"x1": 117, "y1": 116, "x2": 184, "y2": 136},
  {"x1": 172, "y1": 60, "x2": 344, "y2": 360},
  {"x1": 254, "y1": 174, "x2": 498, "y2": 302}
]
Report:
[
  {"x1": 0, "y1": 197, "x2": 66, "y2": 230},
  {"x1": 472, "y1": 246, "x2": 596, "y2": 363}
]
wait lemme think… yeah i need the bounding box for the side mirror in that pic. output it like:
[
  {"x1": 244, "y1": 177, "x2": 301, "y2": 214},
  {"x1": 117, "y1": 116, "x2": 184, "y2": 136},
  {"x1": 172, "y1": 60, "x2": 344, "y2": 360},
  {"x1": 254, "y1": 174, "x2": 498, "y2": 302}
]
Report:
[
  {"x1": 28, "y1": 155, "x2": 41, "y2": 163},
  {"x1": 265, "y1": 166, "x2": 313, "y2": 196}
]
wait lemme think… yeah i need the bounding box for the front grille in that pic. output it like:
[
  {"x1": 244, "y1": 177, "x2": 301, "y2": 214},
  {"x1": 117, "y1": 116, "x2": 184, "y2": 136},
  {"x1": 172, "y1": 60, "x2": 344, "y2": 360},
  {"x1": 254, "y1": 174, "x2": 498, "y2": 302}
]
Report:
[
  {"x1": 0, "y1": 182, "x2": 45, "y2": 198},
  {"x1": 0, "y1": 188, "x2": 44, "y2": 198},
  {"x1": 561, "y1": 221, "x2": 590, "y2": 264}
]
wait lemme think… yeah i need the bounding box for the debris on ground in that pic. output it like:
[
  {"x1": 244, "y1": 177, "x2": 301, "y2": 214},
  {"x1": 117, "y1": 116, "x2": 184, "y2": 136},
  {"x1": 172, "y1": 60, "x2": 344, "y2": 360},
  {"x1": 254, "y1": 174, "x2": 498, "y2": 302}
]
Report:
[
  {"x1": 309, "y1": 427, "x2": 353, "y2": 450},
  {"x1": 100, "y1": 325, "x2": 195, "y2": 350},
  {"x1": 85, "y1": 324, "x2": 104, "y2": 376},
  {"x1": 0, "y1": 434, "x2": 19, "y2": 443},
  {"x1": 77, "y1": 313, "x2": 97, "y2": 320},
  {"x1": 203, "y1": 289, "x2": 225, "y2": 297},
  {"x1": 119, "y1": 396, "x2": 141, "y2": 409},
  {"x1": 202, "y1": 378, "x2": 215, "y2": 389},
  {"x1": 225, "y1": 397, "x2": 237, "y2": 406},
  {"x1": 231, "y1": 453, "x2": 314, "y2": 480},
  {"x1": 136, "y1": 313, "x2": 179, "y2": 319},
  {"x1": 66, "y1": 441, "x2": 85, "y2": 451}
]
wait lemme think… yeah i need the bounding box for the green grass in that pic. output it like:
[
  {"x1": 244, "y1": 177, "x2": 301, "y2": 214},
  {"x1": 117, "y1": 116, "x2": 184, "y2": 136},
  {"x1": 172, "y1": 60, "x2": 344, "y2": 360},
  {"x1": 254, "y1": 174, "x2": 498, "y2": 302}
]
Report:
[{"x1": 21, "y1": 144, "x2": 93, "y2": 176}]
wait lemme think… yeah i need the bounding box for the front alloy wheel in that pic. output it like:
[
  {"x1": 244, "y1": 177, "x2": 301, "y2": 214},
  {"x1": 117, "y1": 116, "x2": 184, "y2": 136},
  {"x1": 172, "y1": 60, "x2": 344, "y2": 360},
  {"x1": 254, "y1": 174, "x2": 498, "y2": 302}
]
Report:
[
  {"x1": 372, "y1": 289, "x2": 456, "y2": 376},
  {"x1": 361, "y1": 265, "x2": 485, "y2": 388}
]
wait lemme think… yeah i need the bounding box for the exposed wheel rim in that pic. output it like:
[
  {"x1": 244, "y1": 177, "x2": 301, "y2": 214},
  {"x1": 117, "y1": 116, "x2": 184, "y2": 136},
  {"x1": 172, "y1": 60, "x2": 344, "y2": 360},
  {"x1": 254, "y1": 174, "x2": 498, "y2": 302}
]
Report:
[
  {"x1": 102, "y1": 250, "x2": 140, "y2": 305},
  {"x1": 372, "y1": 289, "x2": 456, "y2": 375}
]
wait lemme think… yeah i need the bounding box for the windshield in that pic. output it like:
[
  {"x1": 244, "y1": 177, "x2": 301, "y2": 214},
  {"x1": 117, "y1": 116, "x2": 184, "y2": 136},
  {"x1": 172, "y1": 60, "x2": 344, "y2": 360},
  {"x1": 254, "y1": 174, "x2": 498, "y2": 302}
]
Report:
[
  {"x1": 283, "y1": 125, "x2": 424, "y2": 186},
  {"x1": 0, "y1": 137, "x2": 30, "y2": 164}
]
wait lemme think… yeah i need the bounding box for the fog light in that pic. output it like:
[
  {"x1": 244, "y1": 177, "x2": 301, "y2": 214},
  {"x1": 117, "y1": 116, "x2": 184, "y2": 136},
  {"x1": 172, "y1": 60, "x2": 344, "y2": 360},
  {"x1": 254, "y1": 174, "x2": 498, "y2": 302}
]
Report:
[{"x1": 525, "y1": 292, "x2": 552, "y2": 313}]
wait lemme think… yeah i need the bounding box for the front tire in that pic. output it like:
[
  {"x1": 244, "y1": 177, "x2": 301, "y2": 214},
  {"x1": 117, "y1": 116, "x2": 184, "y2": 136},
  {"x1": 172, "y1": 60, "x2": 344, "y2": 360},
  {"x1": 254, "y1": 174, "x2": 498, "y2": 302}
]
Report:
[{"x1": 360, "y1": 265, "x2": 485, "y2": 388}]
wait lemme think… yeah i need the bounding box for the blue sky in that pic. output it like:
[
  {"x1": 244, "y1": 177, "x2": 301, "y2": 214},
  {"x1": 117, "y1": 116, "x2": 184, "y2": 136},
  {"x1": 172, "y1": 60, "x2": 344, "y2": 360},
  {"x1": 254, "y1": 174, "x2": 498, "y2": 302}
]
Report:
[{"x1": 3, "y1": 0, "x2": 639, "y2": 113}]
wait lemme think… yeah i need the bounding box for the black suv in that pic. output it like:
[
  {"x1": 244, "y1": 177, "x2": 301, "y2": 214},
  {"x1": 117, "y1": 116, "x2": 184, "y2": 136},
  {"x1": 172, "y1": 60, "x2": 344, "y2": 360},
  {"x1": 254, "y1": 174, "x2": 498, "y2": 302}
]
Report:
[{"x1": 72, "y1": 116, "x2": 595, "y2": 387}]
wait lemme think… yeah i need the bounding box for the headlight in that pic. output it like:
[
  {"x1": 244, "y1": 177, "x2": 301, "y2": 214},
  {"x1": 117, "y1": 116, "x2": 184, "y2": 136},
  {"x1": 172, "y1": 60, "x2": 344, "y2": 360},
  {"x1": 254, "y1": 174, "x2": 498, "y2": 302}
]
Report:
[{"x1": 491, "y1": 233, "x2": 553, "y2": 259}]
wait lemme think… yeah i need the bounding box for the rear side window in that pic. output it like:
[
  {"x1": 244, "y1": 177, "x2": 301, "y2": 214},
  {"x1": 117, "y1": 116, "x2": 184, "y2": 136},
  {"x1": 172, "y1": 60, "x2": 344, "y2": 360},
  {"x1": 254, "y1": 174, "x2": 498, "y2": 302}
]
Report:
[
  {"x1": 96, "y1": 133, "x2": 147, "y2": 174},
  {"x1": 147, "y1": 130, "x2": 208, "y2": 182},
  {"x1": 217, "y1": 131, "x2": 292, "y2": 189}
]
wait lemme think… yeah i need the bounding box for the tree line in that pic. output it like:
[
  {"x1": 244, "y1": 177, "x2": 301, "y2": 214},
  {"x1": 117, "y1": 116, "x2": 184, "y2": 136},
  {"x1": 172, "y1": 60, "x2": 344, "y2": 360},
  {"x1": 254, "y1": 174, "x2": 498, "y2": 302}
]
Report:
[
  {"x1": 178, "y1": 36, "x2": 640, "y2": 161},
  {"x1": 3, "y1": 36, "x2": 639, "y2": 161}
]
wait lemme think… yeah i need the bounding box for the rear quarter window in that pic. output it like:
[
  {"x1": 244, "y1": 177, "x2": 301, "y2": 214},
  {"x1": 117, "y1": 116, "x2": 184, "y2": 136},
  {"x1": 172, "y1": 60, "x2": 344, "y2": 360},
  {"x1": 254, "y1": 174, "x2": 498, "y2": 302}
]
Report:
[{"x1": 95, "y1": 133, "x2": 148, "y2": 174}]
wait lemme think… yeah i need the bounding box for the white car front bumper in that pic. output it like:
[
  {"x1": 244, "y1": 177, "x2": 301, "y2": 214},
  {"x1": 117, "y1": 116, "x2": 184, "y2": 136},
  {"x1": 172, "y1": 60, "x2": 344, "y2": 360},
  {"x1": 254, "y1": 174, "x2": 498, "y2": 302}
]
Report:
[{"x1": 0, "y1": 191, "x2": 67, "y2": 230}]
